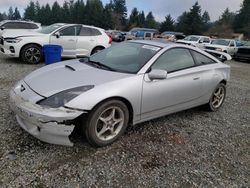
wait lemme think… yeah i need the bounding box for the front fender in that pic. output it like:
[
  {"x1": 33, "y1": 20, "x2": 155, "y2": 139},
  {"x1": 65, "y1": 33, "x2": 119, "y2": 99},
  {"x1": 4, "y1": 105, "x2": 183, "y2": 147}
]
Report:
[{"x1": 65, "y1": 74, "x2": 144, "y2": 122}]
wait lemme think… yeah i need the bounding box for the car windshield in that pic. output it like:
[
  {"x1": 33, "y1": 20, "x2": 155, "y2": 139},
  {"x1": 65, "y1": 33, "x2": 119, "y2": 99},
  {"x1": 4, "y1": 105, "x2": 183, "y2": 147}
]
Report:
[
  {"x1": 211, "y1": 39, "x2": 230, "y2": 46},
  {"x1": 183, "y1": 36, "x2": 200, "y2": 42},
  {"x1": 244, "y1": 41, "x2": 250, "y2": 46},
  {"x1": 88, "y1": 42, "x2": 161, "y2": 74},
  {"x1": 38, "y1": 24, "x2": 65, "y2": 34}
]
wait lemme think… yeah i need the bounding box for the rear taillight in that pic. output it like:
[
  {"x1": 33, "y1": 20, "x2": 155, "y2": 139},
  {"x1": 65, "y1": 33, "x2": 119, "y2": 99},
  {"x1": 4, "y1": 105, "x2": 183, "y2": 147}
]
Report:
[{"x1": 106, "y1": 33, "x2": 112, "y2": 44}]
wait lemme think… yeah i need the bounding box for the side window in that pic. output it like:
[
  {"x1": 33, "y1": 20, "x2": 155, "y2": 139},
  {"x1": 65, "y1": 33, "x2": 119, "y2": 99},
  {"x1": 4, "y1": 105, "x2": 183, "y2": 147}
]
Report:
[
  {"x1": 91, "y1": 28, "x2": 102, "y2": 36},
  {"x1": 29, "y1": 23, "x2": 39, "y2": 29},
  {"x1": 80, "y1": 27, "x2": 92, "y2": 36},
  {"x1": 2, "y1": 22, "x2": 18, "y2": 29},
  {"x1": 59, "y1": 26, "x2": 78, "y2": 36},
  {"x1": 203, "y1": 38, "x2": 210, "y2": 43},
  {"x1": 229, "y1": 41, "x2": 235, "y2": 47},
  {"x1": 151, "y1": 48, "x2": 195, "y2": 73},
  {"x1": 18, "y1": 23, "x2": 29, "y2": 29},
  {"x1": 191, "y1": 50, "x2": 217, "y2": 65}
]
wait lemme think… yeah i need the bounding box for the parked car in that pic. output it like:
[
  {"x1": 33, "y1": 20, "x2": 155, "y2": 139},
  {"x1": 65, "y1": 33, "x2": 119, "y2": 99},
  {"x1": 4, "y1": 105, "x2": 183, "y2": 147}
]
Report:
[
  {"x1": 10, "y1": 40, "x2": 230, "y2": 147},
  {"x1": 176, "y1": 35, "x2": 211, "y2": 48},
  {"x1": 160, "y1": 31, "x2": 185, "y2": 42},
  {"x1": 125, "y1": 32, "x2": 136, "y2": 40},
  {"x1": 135, "y1": 30, "x2": 155, "y2": 40},
  {"x1": 205, "y1": 39, "x2": 238, "y2": 56},
  {"x1": 130, "y1": 27, "x2": 158, "y2": 35},
  {"x1": 0, "y1": 20, "x2": 41, "y2": 35},
  {"x1": 111, "y1": 31, "x2": 125, "y2": 42},
  {"x1": 0, "y1": 23, "x2": 111, "y2": 63},
  {"x1": 234, "y1": 41, "x2": 250, "y2": 61}
]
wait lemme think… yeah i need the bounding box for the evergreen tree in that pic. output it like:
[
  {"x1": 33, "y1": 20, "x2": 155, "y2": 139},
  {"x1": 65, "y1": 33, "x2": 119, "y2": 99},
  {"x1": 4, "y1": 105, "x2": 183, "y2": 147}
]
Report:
[
  {"x1": 176, "y1": 11, "x2": 189, "y2": 32},
  {"x1": 0, "y1": 13, "x2": 4, "y2": 21},
  {"x1": 103, "y1": 4, "x2": 114, "y2": 29},
  {"x1": 219, "y1": 8, "x2": 235, "y2": 25},
  {"x1": 176, "y1": 2, "x2": 204, "y2": 35},
  {"x1": 24, "y1": 1, "x2": 36, "y2": 20},
  {"x1": 112, "y1": 0, "x2": 127, "y2": 30},
  {"x1": 234, "y1": 0, "x2": 250, "y2": 36},
  {"x1": 160, "y1": 14, "x2": 175, "y2": 32},
  {"x1": 8, "y1": 7, "x2": 14, "y2": 20},
  {"x1": 138, "y1": 11, "x2": 145, "y2": 27},
  {"x1": 84, "y1": 0, "x2": 104, "y2": 27},
  {"x1": 202, "y1": 11, "x2": 211, "y2": 32},
  {"x1": 51, "y1": 1, "x2": 62, "y2": 23},
  {"x1": 72, "y1": 0, "x2": 85, "y2": 24},
  {"x1": 62, "y1": 1, "x2": 71, "y2": 23},
  {"x1": 145, "y1": 12, "x2": 157, "y2": 28},
  {"x1": 13, "y1": 7, "x2": 21, "y2": 20},
  {"x1": 128, "y1": 8, "x2": 139, "y2": 29},
  {"x1": 34, "y1": 1, "x2": 41, "y2": 22}
]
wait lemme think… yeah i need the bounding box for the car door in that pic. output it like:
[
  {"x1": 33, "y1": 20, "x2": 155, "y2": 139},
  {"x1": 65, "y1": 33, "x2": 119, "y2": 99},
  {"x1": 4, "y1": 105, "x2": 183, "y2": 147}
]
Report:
[
  {"x1": 75, "y1": 26, "x2": 97, "y2": 56},
  {"x1": 228, "y1": 40, "x2": 237, "y2": 55},
  {"x1": 197, "y1": 37, "x2": 210, "y2": 48},
  {"x1": 50, "y1": 25, "x2": 81, "y2": 57},
  {"x1": 141, "y1": 48, "x2": 203, "y2": 120}
]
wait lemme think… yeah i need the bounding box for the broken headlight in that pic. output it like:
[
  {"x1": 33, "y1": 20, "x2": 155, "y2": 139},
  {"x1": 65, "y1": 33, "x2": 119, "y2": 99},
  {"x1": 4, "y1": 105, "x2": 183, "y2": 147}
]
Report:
[{"x1": 38, "y1": 85, "x2": 94, "y2": 108}]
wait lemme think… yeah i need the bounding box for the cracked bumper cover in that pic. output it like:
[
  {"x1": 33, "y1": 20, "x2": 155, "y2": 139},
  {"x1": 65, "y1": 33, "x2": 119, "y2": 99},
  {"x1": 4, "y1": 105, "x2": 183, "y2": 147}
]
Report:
[{"x1": 9, "y1": 89, "x2": 85, "y2": 146}]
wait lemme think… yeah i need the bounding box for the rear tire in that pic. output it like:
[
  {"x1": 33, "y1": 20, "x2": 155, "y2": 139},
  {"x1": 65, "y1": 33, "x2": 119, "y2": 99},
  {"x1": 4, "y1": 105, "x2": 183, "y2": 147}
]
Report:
[
  {"x1": 205, "y1": 83, "x2": 226, "y2": 112},
  {"x1": 91, "y1": 47, "x2": 104, "y2": 55},
  {"x1": 20, "y1": 44, "x2": 43, "y2": 64},
  {"x1": 83, "y1": 100, "x2": 129, "y2": 147}
]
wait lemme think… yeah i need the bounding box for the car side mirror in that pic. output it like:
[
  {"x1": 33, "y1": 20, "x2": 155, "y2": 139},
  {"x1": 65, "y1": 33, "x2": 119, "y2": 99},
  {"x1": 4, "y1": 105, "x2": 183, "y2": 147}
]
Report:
[
  {"x1": 0, "y1": 26, "x2": 5, "y2": 30},
  {"x1": 148, "y1": 69, "x2": 167, "y2": 80},
  {"x1": 199, "y1": 40, "x2": 203, "y2": 43},
  {"x1": 55, "y1": 32, "x2": 60, "y2": 38}
]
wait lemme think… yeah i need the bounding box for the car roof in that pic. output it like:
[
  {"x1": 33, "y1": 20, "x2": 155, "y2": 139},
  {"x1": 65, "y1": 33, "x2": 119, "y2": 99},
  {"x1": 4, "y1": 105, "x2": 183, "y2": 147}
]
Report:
[
  {"x1": 0, "y1": 20, "x2": 40, "y2": 25},
  {"x1": 55, "y1": 23, "x2": 103, "y2": 31},
  {"x1": 129, "y1": 40, "x2": 173, "y2": 48}
]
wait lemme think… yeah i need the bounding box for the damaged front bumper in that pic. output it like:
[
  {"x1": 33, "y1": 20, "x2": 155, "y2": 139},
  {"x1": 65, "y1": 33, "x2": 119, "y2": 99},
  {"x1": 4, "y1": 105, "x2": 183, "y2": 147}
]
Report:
[{"x1": 9, "y1": 89, "x2": 85, "y2": 146}]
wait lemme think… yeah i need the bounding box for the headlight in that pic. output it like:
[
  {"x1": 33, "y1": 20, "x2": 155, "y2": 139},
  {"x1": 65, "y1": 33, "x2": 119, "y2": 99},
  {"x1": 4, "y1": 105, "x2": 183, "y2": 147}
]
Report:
[
  {"x1": 5, "y1": 38, "x2": 22, "y2": 43},
  {"x1": 38, "y1": 85, "x2": 94, "y2": 108},
  {"x1": 216, "y1": 48, "x2": 222, "y2": 51}
]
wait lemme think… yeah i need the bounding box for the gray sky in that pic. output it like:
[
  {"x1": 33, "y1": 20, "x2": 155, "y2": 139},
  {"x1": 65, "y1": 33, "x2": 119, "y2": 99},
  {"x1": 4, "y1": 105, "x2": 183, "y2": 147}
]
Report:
[{"x1": 0, "y1": 0, "x2": 244, "y2": 21}]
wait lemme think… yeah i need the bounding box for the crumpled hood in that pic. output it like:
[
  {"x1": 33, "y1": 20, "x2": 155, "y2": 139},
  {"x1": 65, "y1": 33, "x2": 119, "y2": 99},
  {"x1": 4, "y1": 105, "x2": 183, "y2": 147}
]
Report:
[
  {"x1": 176, "y1": 40, "x2": 196, "y2": 45},
  {"x1": 2, "y1": 30, "x2": 44, "y2": 38},
  {"x1": 205, "y1": 44, "x2": 227, "y2": 49},
  {"x1": 24, "y1": 60, "x2": 132, "y2": 97}
]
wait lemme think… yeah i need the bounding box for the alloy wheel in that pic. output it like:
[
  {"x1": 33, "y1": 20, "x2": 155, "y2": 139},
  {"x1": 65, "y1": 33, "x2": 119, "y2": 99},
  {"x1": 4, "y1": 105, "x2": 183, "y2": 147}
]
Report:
[
  {"x1": 25, "y1": 47, "x2": 41, "y2": 63},
  {"x1": 211, "y1": 86, "x2": 225, "y2": 109},
  {"x1": 95, "y1": 107, "x2": 124, "y2": 141}
]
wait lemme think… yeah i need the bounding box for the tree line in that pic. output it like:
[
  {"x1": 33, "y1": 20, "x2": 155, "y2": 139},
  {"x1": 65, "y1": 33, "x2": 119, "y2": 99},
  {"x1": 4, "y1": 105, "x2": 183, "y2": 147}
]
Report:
[{"x1": 0, "y1": 0, "x2": 250, "y2": 37}]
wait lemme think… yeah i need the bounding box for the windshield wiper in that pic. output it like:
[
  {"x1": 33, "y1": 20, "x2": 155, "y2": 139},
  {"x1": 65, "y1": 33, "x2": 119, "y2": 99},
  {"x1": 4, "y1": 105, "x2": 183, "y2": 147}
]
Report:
[
  {"x1": 79, "y1": 58, "x2": 115, "y2": 71},
  {"x1": 89, "y1": 60, "x2": 115, "y2": 71}
]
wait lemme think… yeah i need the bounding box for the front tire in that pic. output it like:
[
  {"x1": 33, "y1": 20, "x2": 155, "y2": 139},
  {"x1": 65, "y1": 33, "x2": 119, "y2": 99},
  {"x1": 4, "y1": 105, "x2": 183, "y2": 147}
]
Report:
[
  {"x1": 21, "y1": 44, "x2": 43, "y2": 64},
  {"x1": 206, "y1": 83, "x2": 226, "y2": 112},
  {"x1": 83, "y1": 100, "x2": 129, "y2": 147}
]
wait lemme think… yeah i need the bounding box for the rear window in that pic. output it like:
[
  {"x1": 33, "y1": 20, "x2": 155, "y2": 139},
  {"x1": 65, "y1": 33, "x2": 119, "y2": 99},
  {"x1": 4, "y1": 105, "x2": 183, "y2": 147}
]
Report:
[
  {"x1": 191, "y1": 50, "x2": 216, "y2": 65},
  {"x1": 80, "y1": 27, "x2": 102, "y2": 36}
]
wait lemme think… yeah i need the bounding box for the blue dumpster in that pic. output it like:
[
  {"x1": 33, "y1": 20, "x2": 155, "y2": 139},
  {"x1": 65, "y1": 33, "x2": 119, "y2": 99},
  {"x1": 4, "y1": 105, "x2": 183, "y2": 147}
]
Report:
[{"x1": 43, "y1": 45, "x2": 62, "y2": 65}]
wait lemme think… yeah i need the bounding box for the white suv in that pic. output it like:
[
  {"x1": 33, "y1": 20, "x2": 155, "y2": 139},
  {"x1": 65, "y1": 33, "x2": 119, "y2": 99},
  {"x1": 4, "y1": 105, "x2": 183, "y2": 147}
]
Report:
[
  {"x1": 205, "y1": 39, "x2": 238, "y2": 56},
  {"x1": 0, "y1": 23, "x2": 112, "y2": 63},
  {"x1": 0, "y1": 20, "x2": 41, "y2": 35}
]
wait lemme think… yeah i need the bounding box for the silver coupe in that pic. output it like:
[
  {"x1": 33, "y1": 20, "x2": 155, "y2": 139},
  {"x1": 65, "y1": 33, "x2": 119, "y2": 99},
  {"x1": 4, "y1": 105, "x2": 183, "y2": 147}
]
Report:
[{"x1": 10, "y1": 40, "x2": 230, "y2": 147}]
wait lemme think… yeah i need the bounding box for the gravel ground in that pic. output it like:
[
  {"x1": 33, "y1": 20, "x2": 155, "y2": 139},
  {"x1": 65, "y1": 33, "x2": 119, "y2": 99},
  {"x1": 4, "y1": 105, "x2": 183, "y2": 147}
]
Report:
[{"x1": 0, "y1": 54, "x2": 249, "y2": 188}]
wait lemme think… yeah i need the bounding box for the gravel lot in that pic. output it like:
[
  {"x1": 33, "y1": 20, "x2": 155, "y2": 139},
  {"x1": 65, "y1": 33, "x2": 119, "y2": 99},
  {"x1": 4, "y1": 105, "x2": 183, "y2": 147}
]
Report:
[{"x1": 0, "y1": 54, "x2": 249, "y2": 187}]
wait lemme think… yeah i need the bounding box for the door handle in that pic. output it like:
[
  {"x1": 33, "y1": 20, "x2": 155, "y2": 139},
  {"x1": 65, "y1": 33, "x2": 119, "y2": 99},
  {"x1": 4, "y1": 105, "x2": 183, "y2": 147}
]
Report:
[
  {"x1": 90, "y1": 39, "x2": 94, "y2": 42},
  {"x1": 193, "y1": 77, "x2": 200, "y2": 80},
  {"x1": 68, "y1": 39, "x2": 75, "y2": 42}
]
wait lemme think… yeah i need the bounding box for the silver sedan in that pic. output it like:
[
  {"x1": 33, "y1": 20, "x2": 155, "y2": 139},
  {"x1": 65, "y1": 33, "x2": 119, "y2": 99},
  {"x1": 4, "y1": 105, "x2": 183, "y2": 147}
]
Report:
[{"x1": 10, "y1": 40, "x2": 230, "y2": 147}]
